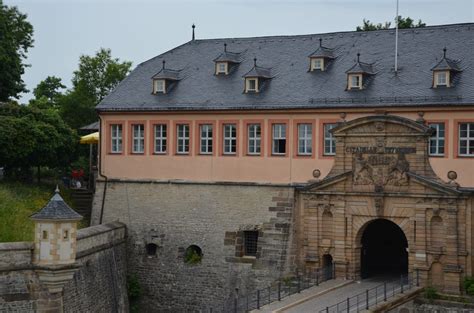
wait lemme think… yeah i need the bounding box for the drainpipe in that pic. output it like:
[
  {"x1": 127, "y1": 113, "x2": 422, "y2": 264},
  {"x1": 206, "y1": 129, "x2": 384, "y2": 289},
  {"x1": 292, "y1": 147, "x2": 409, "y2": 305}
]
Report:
[{"x1": 98, "y1": 115, "x2": 108, "y2": 225}]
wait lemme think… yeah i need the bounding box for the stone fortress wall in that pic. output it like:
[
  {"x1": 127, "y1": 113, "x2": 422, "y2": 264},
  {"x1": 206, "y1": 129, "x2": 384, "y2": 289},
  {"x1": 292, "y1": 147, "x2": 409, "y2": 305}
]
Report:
[{"x1": 0, "y1": 222, "x2": 128, "y2": 312}]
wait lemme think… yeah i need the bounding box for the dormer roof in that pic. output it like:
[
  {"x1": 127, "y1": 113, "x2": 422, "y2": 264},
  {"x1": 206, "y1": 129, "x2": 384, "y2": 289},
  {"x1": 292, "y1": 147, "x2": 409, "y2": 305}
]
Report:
[
  {"x1": 346, "y1": 54, "x2": 376, "y2": 75},
  {"x1": 214, "y1": 44, "x2": 242, "y2": 64},
  {"x1": 243, "y1": 58, "x2": 272, "y2": 79},
  {"x1": 30, "y1": 187, "x2": 82, "y2": 221},
  {"x1": 308, "y1": 38, "x2": 335, "y2": 59},
  {"x1": 431, "y1": 48, "x2": 462, "y2": 72},
  {"x1": 152, "y1": 61, "x2": 181, "y2": 81}
]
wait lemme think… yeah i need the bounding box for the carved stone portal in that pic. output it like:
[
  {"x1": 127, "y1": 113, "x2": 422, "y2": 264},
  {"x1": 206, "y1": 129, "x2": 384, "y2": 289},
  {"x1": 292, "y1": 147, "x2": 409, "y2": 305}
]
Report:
[{"x1": 353, "y1": 152, "x2": 409, "y2": 187}]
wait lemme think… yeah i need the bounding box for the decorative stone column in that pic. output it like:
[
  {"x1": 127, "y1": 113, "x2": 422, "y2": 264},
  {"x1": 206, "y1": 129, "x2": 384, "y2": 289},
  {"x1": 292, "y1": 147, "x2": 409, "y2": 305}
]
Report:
[{"x1": 30, "y1": 186, "x2": 83, "y2": 313}]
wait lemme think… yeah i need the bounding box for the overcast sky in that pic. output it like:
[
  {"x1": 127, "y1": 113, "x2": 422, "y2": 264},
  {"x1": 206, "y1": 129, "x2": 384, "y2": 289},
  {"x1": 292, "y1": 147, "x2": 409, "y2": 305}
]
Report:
[{"x1": 6, "y1": 0, "x2": 474, "y2": 102}]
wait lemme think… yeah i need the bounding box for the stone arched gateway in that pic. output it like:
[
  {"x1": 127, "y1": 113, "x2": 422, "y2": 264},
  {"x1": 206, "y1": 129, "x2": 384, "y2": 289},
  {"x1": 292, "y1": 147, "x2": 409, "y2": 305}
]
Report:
[{"x1": 296, "y1": 115, "x2": 473, "y2": 294}]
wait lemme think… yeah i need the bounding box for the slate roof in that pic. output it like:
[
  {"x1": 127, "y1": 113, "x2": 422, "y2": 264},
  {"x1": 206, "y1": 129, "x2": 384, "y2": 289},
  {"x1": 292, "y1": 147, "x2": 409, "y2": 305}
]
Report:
[
  {"x1": 30, "y1": 187, "x2": 82, "y2": 221},
  {"x1": 346, "y1": 60, "x2": 376, "y2": 75},
  {"x1": 308, "y1": 39, "x2": 335, "y2": 59},
  {"x1": 243, "y1": 64, "x2": 272, "y2": 79},
  {"x1": 96, "y1": 23, "x2": 474, "y2": 112},
  {"x1": 431, "y1": 56, "x2": 462, "y2": 72}
]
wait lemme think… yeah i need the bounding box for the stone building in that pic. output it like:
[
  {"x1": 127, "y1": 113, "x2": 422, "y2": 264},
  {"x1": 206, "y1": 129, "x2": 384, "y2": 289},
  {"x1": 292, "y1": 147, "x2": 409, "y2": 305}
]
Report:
[{"x1": 93, "y1": 23, "x2": 474, "y2": 310}]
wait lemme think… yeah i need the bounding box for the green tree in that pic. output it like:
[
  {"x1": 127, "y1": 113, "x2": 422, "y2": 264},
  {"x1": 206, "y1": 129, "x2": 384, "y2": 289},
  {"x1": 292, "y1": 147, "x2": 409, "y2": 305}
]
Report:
[
  {"x1": 33, "y1": 76, "x2": 66, "y2": 103},
  {"x1": 356, "y1": 16, "x2": 426, "y2": 31},
  {"x1": 0, "y1": 0, "x2": 34, "y2": 101},
  {"x1": 60, "y1": 48, "x2": 132, "y2": 129}
]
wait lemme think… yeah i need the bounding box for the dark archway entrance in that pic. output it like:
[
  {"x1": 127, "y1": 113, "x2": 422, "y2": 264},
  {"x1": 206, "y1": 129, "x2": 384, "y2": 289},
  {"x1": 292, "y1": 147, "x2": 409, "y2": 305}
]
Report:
[
  {"x1": 361, "y1": 219, "x2": 408, "y2": 278},
  {"x1": 322, "y1": 254, "x2": 333, "y2": 280}
]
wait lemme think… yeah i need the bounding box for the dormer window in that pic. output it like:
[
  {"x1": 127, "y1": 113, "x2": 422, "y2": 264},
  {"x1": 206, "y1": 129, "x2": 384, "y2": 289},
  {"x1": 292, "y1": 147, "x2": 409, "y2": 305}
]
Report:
[
  {"x1": 151, "y1": 60, "x2": 181, "y2": 95},
  {"x1": 308, "y1": 38, "x2": 335, "y2": 72},
  {"x1": 154, "y1": 79, "x2": 166, "y2": 94},
  {"x1": 348, "y1": 74, "x2": 362, "y2": 90},
  {"x1": 243, "y1": 58, "x2": 272, "y2": 94},
  {"x1": 345, "y1": 53, "x2": 375, "y2": 91},
  {"x1": 431, "y1": 48, "x2": 461, "y2": 89},
  {"x1": 310, "y1": 58, "x2": 324, "y2": 71},
  {"x1": 245, "y1": 78, "x2": 258, "y2": 93},
  {"x1": 213, "y1": 43, "x2": 242, "y2": 76},
  {"x1": 216, "y1": 62, "x2": 228, "y2": 75}
]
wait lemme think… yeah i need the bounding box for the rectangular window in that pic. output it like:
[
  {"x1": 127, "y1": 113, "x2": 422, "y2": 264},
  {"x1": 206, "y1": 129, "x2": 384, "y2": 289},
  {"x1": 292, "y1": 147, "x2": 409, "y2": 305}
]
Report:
[
  {"x1": 223, "y1": 124, "x2": 237, "y2": 154},
  {"x1": 436, "y1": 71, "x2": 447, "y2": 86},
  {"x1": 428, "y1": 123, "x2": 445, "y2": 156},
  {"x1": 243, "y1": 231, "x2": 258, "y2": 257},
  {"x1": 312, "y1": 58, "x2": 323, "y2": 71},
  {"x1": 200, "y1": 124, "x2": 213, "y2": 154},
  {"x1": 132, "y1": 124, "x2": 145, "y2": 154},
  {"x1": 349, "y1": 74, "x2": 361, "y2": 89},
  {"x1": 246, "y1": 78, "x2": 258, "y2": 92},
  {"x1": 298, "y1": 124, "x2": 312, "y2": 155},
  {"x1": 110, "y1": 124, "x2": 122, "y2": 153},
  {"x1": 272, "y1": 124, "x2": 286, "y2": 155},
  {"x1": 216, "y1": 62, "x2": 227, "y2": 74},
  {"x1": 247, "y1": 124, "x2": 261, "y2": 155},
  {"x1": 154, "y1": 79, "x2": 165, "y2": 93},
  {"x1": 323, "y1": 123, "x2": 337, "y2": 156},
  {"x1": 154, "y1": 124, "x2": 167, "y2": 154},
  {"x1": 459, "y1": 122, "x2": 474, "y2": 156},
  {"x1": 177, "y1": 124, "x2": 190, "y2": 154}
]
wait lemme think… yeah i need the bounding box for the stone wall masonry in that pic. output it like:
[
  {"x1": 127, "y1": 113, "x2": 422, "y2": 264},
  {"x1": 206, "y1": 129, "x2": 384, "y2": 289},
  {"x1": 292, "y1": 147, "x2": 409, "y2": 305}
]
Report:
[{"x1": 92, "y1": 180, "x2": 297, "y2": 312}]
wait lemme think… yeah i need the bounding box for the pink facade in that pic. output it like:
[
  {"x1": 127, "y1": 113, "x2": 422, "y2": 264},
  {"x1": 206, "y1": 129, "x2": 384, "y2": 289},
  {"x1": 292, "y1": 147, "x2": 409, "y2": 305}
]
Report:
[{"x1": 100, "y1": 108, "x2": 474, "y2": 187}]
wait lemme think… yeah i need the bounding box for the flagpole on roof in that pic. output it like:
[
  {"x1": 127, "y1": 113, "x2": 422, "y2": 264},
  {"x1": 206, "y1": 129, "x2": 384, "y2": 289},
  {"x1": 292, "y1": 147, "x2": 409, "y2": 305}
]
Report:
[{"x1": 395, "y1": 0, "x2": 399, "y2": 73}]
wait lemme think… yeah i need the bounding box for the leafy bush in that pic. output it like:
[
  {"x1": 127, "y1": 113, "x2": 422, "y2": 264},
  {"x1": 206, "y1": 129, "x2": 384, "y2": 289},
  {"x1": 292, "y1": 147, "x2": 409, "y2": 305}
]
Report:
[
  {"x1": 185, "y1": 246, "x2": 202, "y2": 264},
  {"x1": 424, "y1": 286, "x2": 439, "y2": 300},
  {"x1": 127, "y1": 274, "x2": 141, "y2": 313},
  {"x1": 464, "y1": 276, "x2": 474, "y2": 295}
]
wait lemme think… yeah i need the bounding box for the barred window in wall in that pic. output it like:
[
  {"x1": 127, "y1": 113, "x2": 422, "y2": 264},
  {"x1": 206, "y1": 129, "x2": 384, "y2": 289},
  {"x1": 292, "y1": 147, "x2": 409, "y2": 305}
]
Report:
[
  {"x1": 323, "y1": 124, "x2": 337, "y2": 155},
  {"x1": 111, "y1": 124, "x2": 122, "y2": 153},
  {"x1": 132, "y1": 124, "x2": 145, "y2": 153},
  {"x1": 459, "y1": 123, "x2": 474, "y2": 156},
  {"x1": 272, "y1": 124, "x2": 286, "y2": 155},
  {"x1": 223, "y1": 124, "x2": 237, "y2": 154},
  {"x1": 428, "y1": 123, "x2": 445, "y2": 156},
  {"x1": 298, "y1": 124, "x2": 312, "y2": 155},
  {"x1": 244, "y1": 231, "x2": 258, "y2": 257},
  {"x1": 177, "y1": 124, "x2": 190, "y2": 154},
  {"x1": 154, "y1": 124, "x2": 167, "y2": 153},
  {"x1": 200, "y1": 124, "x2": 213, "y2": 154},
  {"x1": 248, "y1": 124, "x2": 261, "y2": 155}
]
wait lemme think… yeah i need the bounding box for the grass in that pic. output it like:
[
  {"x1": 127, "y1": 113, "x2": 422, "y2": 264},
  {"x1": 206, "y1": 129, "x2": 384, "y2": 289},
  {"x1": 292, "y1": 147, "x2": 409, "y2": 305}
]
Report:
[{"x1": 0, "y1": 181, "x2": 74, "y2": 242}]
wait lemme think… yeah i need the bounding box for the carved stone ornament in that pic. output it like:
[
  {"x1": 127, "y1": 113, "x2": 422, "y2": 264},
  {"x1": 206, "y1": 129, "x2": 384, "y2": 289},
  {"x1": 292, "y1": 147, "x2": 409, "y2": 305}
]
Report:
[
  {"x1": 353, "y1": 152, "x2": 409, "y2": 187},
  {"x1": 375, "y1": 122, "x2": 385, "y2": 132},
  {"x1": 374, "y1": 196, "x2": 384, "y2": 216}
]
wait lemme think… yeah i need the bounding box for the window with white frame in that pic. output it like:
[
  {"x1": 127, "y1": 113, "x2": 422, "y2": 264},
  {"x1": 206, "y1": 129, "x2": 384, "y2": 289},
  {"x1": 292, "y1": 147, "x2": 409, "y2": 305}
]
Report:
[
  {"x1": 272, "y1": 124, "x2": 286, "y2": 155},
  {"x1": 111, "y1": 124, "x2": 122, "y2": 153},
  {"x1": 245, "y1": 78, "x2": 258, "y2": 93},
  {"x1": 348, "y1": 74, "x2": 362, "y2": 89},
  {"x1": 247, "y1": 124, "x2": 261, "y2": 155},
  {"x1": 323, "y1": 123, "x2": 337, "y2": 156},
  {"x1": 298, "y1": 124, "x2": 312, "y2": 155},
  {"x1": 428, "y1": 123, "x2": 445, "y2": 156},
  {"x1": 154, "y1": 79, "x2": 165, "y2": 93},
  {"x1": 311, "y1": 58, "x2": 323, "y2": 71},
  {"x1": 216, "y1": 62, "x2": 227, "y2": 75},
  {"x1": 154, "y1": 124, "x2": 167, "y2": 154},
  {"x1": 223, "y1": 124, "x2": 237, "y2": 154},
  {"x1": 176, "y1": 124, "x2": 190, "y2": 154},
  {"x1": 435, "y1": 71, "x2": 448, "y2": 87},
  {"x1": 459, "y1": 122, "x2": 474, "y2": 156},
  {"x1": 200, "y1": 124, "x2": 213, "y2": 154},
  {"x1": 132, "y1": 124, "x2": 145, "y2": 153}
]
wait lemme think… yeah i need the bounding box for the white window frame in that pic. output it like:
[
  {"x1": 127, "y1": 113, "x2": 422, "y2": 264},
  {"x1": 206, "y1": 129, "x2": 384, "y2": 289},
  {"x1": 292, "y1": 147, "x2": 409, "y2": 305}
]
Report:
[
  {"x1": 298, "y1": 124, "x2": 312, "y2": 155},
  {"x1": 245, "y1": 78, "x2": 258, "y2": 93},
  {"x1": 247, "y1": 124, "x2": 261, "y2": 155},
  {"x1": 176, "y1": 124, "x2": 190, "y2": 154},
  {"x1": 434, "y1": 71, "x2": 449, "y2": 87},
  {"x1": 132, "y1": 124, "x2": 145, "y2": 154},
  {"x1": 154, "y1": 124, "x2": 167, "y2": 154},
  {"x1": 348, "y1": 74, "x2": 362, "y2": 90},
  {"x1": 323, "y1": 123, "x2": 337, "y2": 156},
  {"x1": 216, "y1": 62, "x2": 228, "y2": 75},
  {"x1": 154, "y1": 79, "x2": 166, "y2": 93},
  {"x1": 111, "y1": 124, "x2": 122, "y2": 153},
  {"x1": 311, "y1": 58, "x2": 324, "y2": 71},
  {"x1": 459, "y1": 122, "x2": 474, "y2": 157},
  {"x1": 200, "y1": 124, "x2": 213, "y2": 154},
  {"x1": 272, "y1": 124, "x2": 287, "y2": 155},
  {"x1": 223, "y1": 124, "x2": 237, "y2": 155},
  {"x1": 428, "y1": 123, "x2": 445, "y2": 156}
]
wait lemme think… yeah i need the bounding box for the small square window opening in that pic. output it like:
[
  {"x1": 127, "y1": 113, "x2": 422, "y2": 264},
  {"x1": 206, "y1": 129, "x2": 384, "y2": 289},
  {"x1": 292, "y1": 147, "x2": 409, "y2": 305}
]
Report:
[
  {"x1": 246, "y1": 78, "x2": 258, "y2": 92},
  {"x1": 243, "y1": 231, "x2": 258, "y2": 257},
  {"x1": 154, "y1": 80, "x2": 165, "y2": 93}
]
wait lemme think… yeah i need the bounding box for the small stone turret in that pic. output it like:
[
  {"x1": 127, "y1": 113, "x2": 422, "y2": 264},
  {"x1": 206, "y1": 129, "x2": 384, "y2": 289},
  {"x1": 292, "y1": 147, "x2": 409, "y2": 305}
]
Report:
[{"x1": 30, "y1": 186, "x2": 82, "y2": 300}]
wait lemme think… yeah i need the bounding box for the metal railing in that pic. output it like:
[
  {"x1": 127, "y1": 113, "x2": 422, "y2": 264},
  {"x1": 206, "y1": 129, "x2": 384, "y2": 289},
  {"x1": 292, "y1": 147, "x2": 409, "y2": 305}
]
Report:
[
  {"x1": 207, "y1": 265, "x2": 335, "y2": 313},
  {"x1": 319, "y1": 270, "x2": 420, "y2": 313}
]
